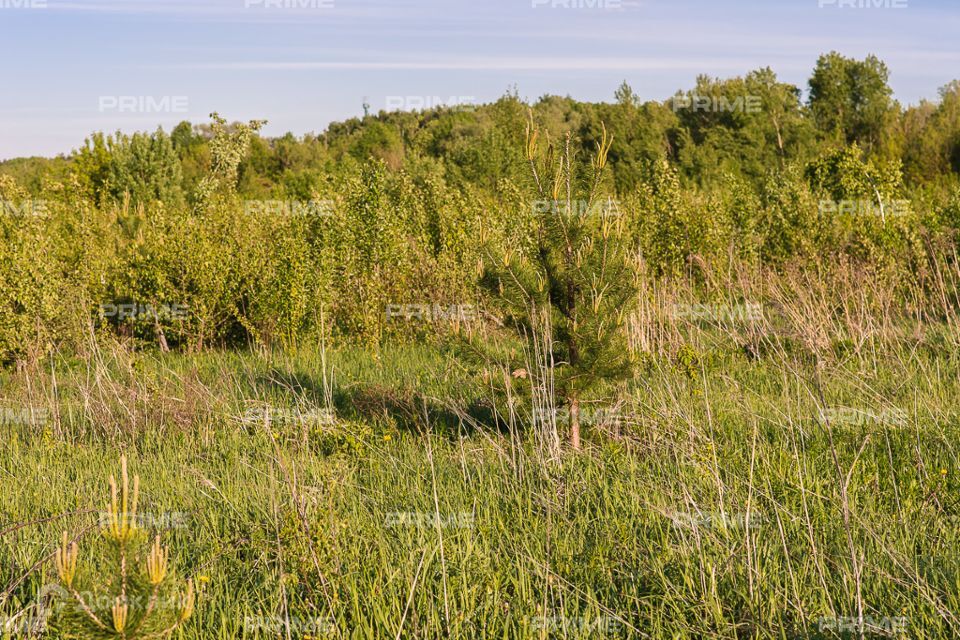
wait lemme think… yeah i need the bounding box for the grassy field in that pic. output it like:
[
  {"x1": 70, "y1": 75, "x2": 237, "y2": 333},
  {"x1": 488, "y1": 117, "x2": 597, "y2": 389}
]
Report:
[
  {"x1": 2, "y1": 304, "x2": 960, "y2": 639},
  {"x1": 2, "y1": 8, "x2": 959, "y2": 636}
]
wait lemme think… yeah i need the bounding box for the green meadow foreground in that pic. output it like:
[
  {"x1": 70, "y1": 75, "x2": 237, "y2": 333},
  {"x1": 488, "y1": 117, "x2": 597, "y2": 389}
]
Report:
[{"x1": 2, "y1": 315, "x2": 960, "y2": 638}]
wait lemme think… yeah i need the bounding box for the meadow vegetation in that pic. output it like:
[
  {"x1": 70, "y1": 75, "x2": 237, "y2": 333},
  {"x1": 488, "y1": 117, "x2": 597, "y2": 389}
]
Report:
[{"x1": 2, "y1": 53, "x2": 960, "y2": 637}]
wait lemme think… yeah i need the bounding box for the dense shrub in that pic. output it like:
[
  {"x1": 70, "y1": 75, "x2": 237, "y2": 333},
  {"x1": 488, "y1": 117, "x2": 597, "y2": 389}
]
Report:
[{"x1": 1, "y1": 54, "x2": 960, "y2": 363}]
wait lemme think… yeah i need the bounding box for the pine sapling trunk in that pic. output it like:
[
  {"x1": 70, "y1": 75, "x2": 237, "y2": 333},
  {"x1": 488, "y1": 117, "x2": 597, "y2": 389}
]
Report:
[
  {"x1": 150, "y1": 307, "x2": 170, "y2": 353},
  {"x1": 569, "y1": 395, "x2": 581, "y2": 450}
]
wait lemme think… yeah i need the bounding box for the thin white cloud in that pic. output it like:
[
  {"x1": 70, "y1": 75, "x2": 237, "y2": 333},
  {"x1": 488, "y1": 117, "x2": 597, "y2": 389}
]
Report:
[
  {"x1": 47, "y1": 0, "x2": 234, "y2": 13},
  {"x1": 177, "y1": 57, "x2": 773, "y2": 72},
  {"x1": 44, "y1": 0, "x2": 439, "y2": 19}
]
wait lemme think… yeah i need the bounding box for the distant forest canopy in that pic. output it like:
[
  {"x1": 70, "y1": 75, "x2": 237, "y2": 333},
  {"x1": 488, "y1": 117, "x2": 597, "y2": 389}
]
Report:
[
  {"x1": 2, "y1": 52, "x2": 960, "y2": 361},
  {"x1": 3, "y1": 52, "x2": 960, "y2": 200}
]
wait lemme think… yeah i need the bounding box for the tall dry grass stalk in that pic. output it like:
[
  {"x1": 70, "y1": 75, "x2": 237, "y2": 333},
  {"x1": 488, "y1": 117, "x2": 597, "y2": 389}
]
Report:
[
  {"x1": 627, "y1": 250, "x2": 960, "y2": 364},
  {"x1": 526, "y1": 304, "x2": 561, "y2": 461}
]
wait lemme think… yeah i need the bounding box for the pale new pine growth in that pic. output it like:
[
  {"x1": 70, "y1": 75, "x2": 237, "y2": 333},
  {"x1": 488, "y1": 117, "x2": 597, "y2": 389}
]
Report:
[
  {"x1": 55, "y1": 531, "x2": 78, "y2": 587},
  {"x1": 178, "y1": 579, "x2": 195, "y2": 622},
  {"x1": 146, "y1": 535, "x2": 169, "y2": 585},
  {"x1": 107, "y1": 454, "x2": 140, "y2": 543},
  {"x1": 112, "y1": 596, "x2": 128, "y2": 633}
]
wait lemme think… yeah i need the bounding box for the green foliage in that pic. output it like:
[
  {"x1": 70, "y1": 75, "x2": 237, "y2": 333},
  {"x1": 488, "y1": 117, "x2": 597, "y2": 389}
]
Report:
[
  {"x1": 634, "y1": 159, "x2": 702, "y2": 277},
  {"x1": 674, "y1": 69, "x2": 815, "y2": 183},
  {"x1": 347, "y1": 120, "x2": 404, "y2": 168},
  {"x1": 903, "y1": 81, "x2": 960, "y2": 185},
  {"x1": 482, "y1": 123, "x2": 639, "y2": 446},
  {"x1": 107, "y1": 129, "x2": 185, "y2": 208},
  {"x1": 195, "y1": 112, "x2": 266, "y2": 208},
  {"x1": 755, "y1": 166, "x2": 821, "y2": 263},
  {"x1": 805, "y1": 143, "x2": 903, "y2": 204},
  {"x1": 808, "y1": 52, "x2": 897, "y2": 152},
  {"x1": 74, "y1": 129, "x2": 184, "y2": 208},
  {"x1": 1, "y1": 54, "x2": 960, "y2": 362},
  {"x1": 0, "y1": 176, "x2": 63, "y2": 364},
  {"x1": 73, "y1": 133, "x2": 113, "y2": 203}
]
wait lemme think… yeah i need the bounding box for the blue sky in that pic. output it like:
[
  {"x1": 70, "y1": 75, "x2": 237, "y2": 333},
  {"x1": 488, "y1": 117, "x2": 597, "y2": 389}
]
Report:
[{"x1": 1, "y1": 0, "x2": 958, "y2": 159}]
